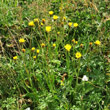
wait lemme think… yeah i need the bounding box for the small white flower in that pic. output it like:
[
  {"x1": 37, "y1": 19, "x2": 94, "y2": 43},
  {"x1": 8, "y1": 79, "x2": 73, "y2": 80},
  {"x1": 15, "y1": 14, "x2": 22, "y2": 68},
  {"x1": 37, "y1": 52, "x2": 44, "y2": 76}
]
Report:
[
  {"x1": 25, "y1": 107, "x2": 30, "y2": 110},
  {"x1": 52, "y1": 19, "x2": 54, "y2": 22},
  {"x1": 102, "y1": 101, "x2": 104, "y2": 105},
  {"x1": 82, "y1": 75, "x2": 88, "y2": 81}
]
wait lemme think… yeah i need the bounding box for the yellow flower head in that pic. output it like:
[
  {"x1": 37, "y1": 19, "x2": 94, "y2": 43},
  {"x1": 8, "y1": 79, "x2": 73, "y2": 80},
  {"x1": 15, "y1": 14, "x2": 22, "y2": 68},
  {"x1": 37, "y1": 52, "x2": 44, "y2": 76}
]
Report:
[
  {"x1": 49, "y1": 11, "x2": 54, "y2": 16},
  {"x1": 46, "y1": 26, "x2": 51, "y2": 32},
  {"x1": 33, "y1": 56, "x2": 36, "y2": 59},
  {"x1": 57, "y1": 32, "x2": 60, "y2": 35},
  {"x1": 19, "y1": 38, "x2": 25, "y2": 43},
  {"x1": 42, "y1": 19, "x2": 46, "y2": 24},
  {"x1": 41, "y1": 22, "x2": 44, "y2": 26},
  {"x1": 73, "y1": 23, "x2": 78, "y2": 27},
  {"x1": 75, "y1": 52, "x2": 82, "y2": 59},
  {"x1": 75, "y1": 41, "x2": 78, "y2": 44},
  {"x1": 36, "y1": 49, "x2": 40, "y2": 54},
  {"x1": 64, "y1": 44, "x2": 72, "y2": 52},
  {"x1": 22, "y1": 48, "x2": 26, "y2": 53},
  {"x1": 68, "y1": 22, "x2": 72, "y2": 27},
  {"x1": 31, "y1": 47, "x2": 35, "y2": 51},
  {"x1": 60, "y1": 80, "x2": 64, "y2": 86},
  {"x1": 41, "y1": 43, "x2": 45, "y2": 48},
  {"x1": 53, "y1": 15, "x2": 58, "y2": 20},
  {"x1": 106, "y1": 73, "x2": 110, "y2": 76},
  {"x1": 94, "y1": 40, "x2": 101, "y2": 45},
  {"x1": 13, "y1": 56, "x2": 18, "y2": 60},
  {"x1": 59, "y1": 6, "x2": 63, "y2": 11},
  {"x1": 53, "y1": 43, "x2": 56, "y2": 48},
  {"x1": 89, "y1": 42, "x2": 93, "y2": 46},
  {"x1": 72, "y1": 39, "x2": 75, "y2": 43},
  {"x1": 63, "y1": 17, "x2": 66, "y2": 21},
  {"x1": 34, "y1": 18, "x2": 39, "y2": 23},
  {"x1": 28, "y1": 21, "x2": 35, "y2": 27},
  {"x1": 80, "y1": 44, "x2": 83, "y2": 47}
]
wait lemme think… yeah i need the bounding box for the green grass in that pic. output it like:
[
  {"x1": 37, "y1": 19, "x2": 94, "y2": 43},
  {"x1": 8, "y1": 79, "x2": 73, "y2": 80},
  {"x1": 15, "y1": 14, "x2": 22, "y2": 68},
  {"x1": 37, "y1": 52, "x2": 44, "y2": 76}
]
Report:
[{"x1": 0, "y1": 0, "x2": 110, "y2": 109}]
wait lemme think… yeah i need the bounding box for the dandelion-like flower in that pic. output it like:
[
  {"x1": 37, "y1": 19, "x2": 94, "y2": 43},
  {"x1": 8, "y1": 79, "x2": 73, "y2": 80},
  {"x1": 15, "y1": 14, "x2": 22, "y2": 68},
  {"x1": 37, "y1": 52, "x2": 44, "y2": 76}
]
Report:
[
  {"x1": 75, "y1": 52, "x2": 82, "y2": 59},
  {"x1": 68, "y1": 22, "x2": 72, "y2": 28},
  {"x1": 41, "y1": 43, "x2": 45, "y2": 48},
  {"x1": 63, "y1": 17, "x2": 66, "y2": 21},
  {"x1": 46, "y1": 26, "x2": 51, "y2": 32},
  {"x1": 73, "y1": 23, "x2": 78, "y2": 27},
  {"x1": 19, "y1": 38, "x2": 25, "y2": 43},
  {"x1": 22, "y1": 48, "x2": 26, "y2": 53},
  {"x1": 82, "y1": 75, "x2": 88, "y2": 81},
  {"x1": 41, "y1": 23, "x2": 44, "y2": 26},
  {"x1": 80, "y1": 44, "x2": 83, "y2": 48},
  {"x1": 106, "y1": 73, "x2": 110, "y2": 76},
  {"x1": 53, "y1": 43, "x2": 56, "y2": 48},
  {"x1": 31, "y1": 47, "x2": 35, "y2": 51},
  {"x1": 75, "y1": 41, "x2": 78, "y2": 44},
  {"x1": 89, "y1": 42, "x2": 93, "y2": 46},
  {"x1": 53, "y1": 15, "x2": 58, "y2": 20},
  {"x1": 34, "y1": 18, "x2": 39, "y2": 23},
  {"x1": 59, "y1": 6, "x2": 63, "y2": 11},
  {"x1": 13, "y1": 56, "x2": 18, "y2": 60},
  {"x1": 57, "y1": 32, "x2": 60, "y2": 35},
  {"x1": 42, "y1": 19, "x2": 46, "y2": 24},
  {"x1": 36, "y1": 49, "x2": 40, "y2": 54},
  {"x1": 94, "y1": 40, "x2": 101, "y2": 45},
  {"x1": 49, "y1": 11, "x2": 54, "y2": 16},
  {"x1": 60, "y1": 80, "x2": 64, "y2": 86},
  {"x1": 33, "y1": 56, "x2": 36, "y2": 59},
  {"x1": 72, "y1": 39, "x2": 75, "y2": 43},
  {"x1": 28, "y1": 21, "x2": 35, "y2": 27},
  {"x1": 64, "y1": 44, "x2": 72, "y2": 52}
]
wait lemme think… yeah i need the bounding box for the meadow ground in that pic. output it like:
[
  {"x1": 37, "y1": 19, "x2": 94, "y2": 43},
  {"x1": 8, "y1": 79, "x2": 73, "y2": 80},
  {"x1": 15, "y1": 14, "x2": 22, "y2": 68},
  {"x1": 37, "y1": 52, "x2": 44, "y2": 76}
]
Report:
[{"x1": 0, "y1": 0, "x2": 110, "y2": 109}]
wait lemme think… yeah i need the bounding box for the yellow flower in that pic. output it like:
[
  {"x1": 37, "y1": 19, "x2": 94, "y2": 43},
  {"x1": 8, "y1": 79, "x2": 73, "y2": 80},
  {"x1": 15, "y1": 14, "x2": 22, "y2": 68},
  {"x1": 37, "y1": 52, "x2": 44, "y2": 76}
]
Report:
[
  {"x1": 49, "y1": 11, "x2": 54, "y2": 16},
  {"x1": 94, "y1": 40, "x2": 101, "y2": 45},
  {"x1": 106, "y1": 73, "x2": 110, "y2": 76},
  {"x1": 57, "y1": 32, "x2": 60, "y2": 35},
  {"x1": 64, "y1": 44, "x2": 72, "y2": 52},
  {"x1": 59, "y1": 6, "x2": 63, "y2": 11},
  {"x1": 68, "y1": 22, "x2": 72, "y2": 27},
  {"x1": 28, "y1": 21, "x2": 35, "y2": 27},
  {"x1": 80, "y1": 44, "x2": 83, "y2": 47},
  {"x1": 75, "y1": 41, "x2": 78, "y2": 44},
  {"x1": 53, "y1": 43, "x2": 56, "y2": 48},
  {"x1": 34, "y1": 18, "x2": 39, "y2": 23},
  {"x1": 31, "y1": 47, "x2": 35, "y2": 51},
  {"x1": 41, "y1": 22, "x2": 44, "y2": 26},
  {"x1": 19, "y1": 38, "x2": 25, "y2": 43},
  {"x1": 22, "y1": 48, "x2": 26, "y2": 53},
  {"x1": 75, "y1": 52, "x2": 82, "y2": 59},
  {"x1": 42, "y1": 19, "x2": 46, "y2": 24},
  {"x1": 41, "y1": 43, "x2": 45, "y2": 48},
  {"x1": 13, "y1": 56, "x2": 18, "y2": 60},
  {"x1": 60, "y1": 80, "x2": 64, "y2": 86},
  {"x1": 36, "y1": 49, "x2": 40, "y2": 54},
  {"x1": 89, "y1": 42, "x2": 93, "y2": 46},
  {"x1": 33, "y1": 56, "x2": 36, "y2": 59},
  {"x1": 73, "y1": 23, "x2": 78, "y2": 27},
  {"x1": 53, "y1": 15, "x2": 58, "y2": 20},
  {"x1": 72, "y1": 39, "x2": 75, "y2": 43},
  {"x1": 46, "y1": 26, "x2": 51, "y2": 32},
  {"x1": 63, "y1": 17, "x2": 66, "y2": 21}
]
